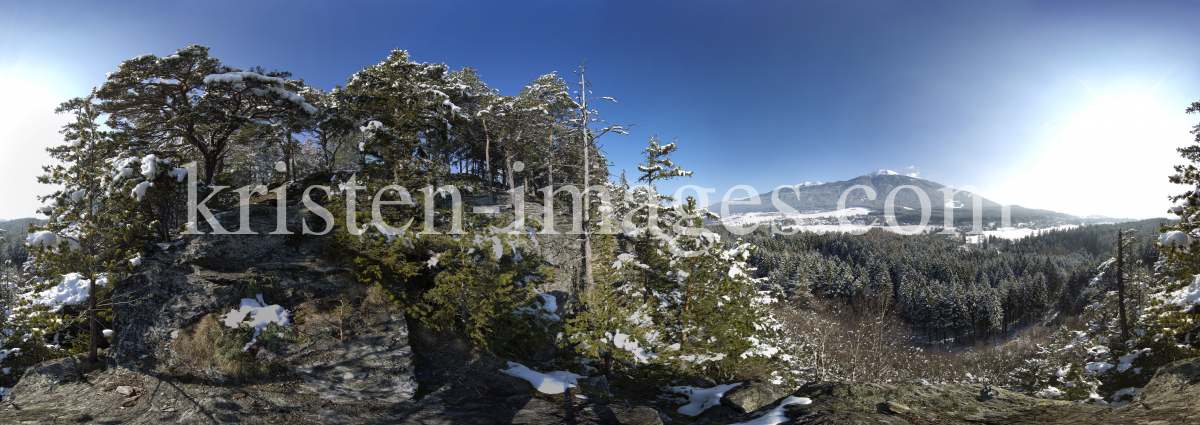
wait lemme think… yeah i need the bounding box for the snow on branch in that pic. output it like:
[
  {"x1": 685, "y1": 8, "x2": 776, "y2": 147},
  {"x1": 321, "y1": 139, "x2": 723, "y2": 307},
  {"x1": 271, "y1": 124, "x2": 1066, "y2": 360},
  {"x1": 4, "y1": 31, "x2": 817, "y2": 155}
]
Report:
[
  {"x1": 26, "y1": 273, "x2": 109, "y2": 313},
  {"x1": 203, "y1": 71, "x2": 285, "y2": 85}
]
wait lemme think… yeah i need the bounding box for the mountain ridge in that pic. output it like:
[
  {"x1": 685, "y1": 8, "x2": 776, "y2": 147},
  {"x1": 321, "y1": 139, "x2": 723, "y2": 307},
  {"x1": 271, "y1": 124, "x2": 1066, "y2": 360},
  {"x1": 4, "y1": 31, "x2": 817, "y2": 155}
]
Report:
[{"x1": 709, "y1": 170, "x2": 1077, "y2": 226}]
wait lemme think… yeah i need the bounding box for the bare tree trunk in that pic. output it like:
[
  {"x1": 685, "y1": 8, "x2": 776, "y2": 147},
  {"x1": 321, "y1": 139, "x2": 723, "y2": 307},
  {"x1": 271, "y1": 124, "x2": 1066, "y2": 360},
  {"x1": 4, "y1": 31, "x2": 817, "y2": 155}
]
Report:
[
  {"x1": 483, "y1": 118, "x2": 494, "y2": 202},
  {"x1": 505, "y1": 148, "x2": 515, "y2": 207},
  {"x1": 547, "y1": 134, "x2": 556, "y2": 193},
  {"x1": 286, "y1": 132, "x2": 295, "y2": 181},
  {"x1": 579, "y1": 69, "x2": 594, "y2": 293},
  {"x1": 88, "y1": 271, "x2": 97, "y2": 364},
  {"x1": 1117, "y1": 230, "x2": 1129, "y2": 341}
]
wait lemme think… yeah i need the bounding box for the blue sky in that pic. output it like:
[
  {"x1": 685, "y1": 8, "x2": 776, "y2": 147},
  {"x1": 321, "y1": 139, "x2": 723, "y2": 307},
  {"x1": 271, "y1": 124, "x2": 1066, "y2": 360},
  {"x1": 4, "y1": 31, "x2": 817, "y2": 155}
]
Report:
[{"x1": 2, "y1": 0, "x2": 1199, "y2": 219}]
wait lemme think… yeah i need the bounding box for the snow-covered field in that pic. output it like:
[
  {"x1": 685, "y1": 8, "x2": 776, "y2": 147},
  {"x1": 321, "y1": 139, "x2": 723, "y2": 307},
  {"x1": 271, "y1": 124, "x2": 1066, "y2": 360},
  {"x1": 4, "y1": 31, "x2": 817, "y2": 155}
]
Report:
[
  {"x1": 719, "y1": 208, "x2": 870, "y2": 227},
  {"x1": 970, "y1": 225, "x2": 1080, "y2": 241},
  {"x1": 720, "y1": 209, "x2": 1082, "y2": 239}
]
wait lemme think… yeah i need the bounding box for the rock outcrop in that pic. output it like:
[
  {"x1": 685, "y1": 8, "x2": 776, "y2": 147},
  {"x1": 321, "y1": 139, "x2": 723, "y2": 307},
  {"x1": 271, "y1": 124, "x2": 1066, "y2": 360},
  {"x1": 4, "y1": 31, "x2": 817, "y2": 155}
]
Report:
[
  {"x1": 720, "y1": 379, "x2": 787, "y2": 414},
  {"x1": 0, "y1": 205, "x2": 426, "y2": 423}
]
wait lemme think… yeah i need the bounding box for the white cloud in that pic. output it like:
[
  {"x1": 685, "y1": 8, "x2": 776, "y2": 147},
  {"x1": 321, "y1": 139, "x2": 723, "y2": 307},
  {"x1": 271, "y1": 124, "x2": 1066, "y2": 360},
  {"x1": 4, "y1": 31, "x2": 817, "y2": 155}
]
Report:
[{"x1": 906, "y1": 172, "x2": 919, "y2": 178}]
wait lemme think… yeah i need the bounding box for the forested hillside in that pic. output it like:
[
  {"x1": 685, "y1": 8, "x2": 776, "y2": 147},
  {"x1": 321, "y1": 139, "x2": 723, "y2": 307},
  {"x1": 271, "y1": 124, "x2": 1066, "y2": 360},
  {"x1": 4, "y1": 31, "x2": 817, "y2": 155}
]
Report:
[
  {"x1": 746, "y1": 227, "x2": 1094, "y2": 346},
  {"x1": 740, "y1": 217, "x2": 1167, "y2": 347},
  {"x1": 0, "y1": 218, "x2": 41, "y2": 266},
  {"x1": 1006, "y1": 217, "x2": 1168, "y2": 259}
]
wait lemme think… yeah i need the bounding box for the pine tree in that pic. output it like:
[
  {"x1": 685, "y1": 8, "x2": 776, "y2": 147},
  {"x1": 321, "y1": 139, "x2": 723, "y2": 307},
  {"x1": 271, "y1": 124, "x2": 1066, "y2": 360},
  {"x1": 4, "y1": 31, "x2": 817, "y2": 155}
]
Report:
[
  {"x1": 637, "y1": 135, "x2": 693, "y2": 192},
  {"x1": 94, "y1": 45, "x2": 316, "y2": 184},
  {"x1": 567, "y1": 143, "x2": 775, "y2": 376},
  {"x1": 341, "y1": 48, "x2": 465, "y2": 187},
  {"x1": 26, "y1": 95, "x2": 178, "y2": 363}
]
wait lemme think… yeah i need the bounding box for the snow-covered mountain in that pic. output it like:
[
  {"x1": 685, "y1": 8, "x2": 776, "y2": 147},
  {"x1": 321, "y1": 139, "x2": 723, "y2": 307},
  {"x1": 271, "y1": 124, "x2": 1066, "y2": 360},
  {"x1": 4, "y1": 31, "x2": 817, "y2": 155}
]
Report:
[{"x1": 709, "y1": 170, "x2": 1076, "y2": 225}]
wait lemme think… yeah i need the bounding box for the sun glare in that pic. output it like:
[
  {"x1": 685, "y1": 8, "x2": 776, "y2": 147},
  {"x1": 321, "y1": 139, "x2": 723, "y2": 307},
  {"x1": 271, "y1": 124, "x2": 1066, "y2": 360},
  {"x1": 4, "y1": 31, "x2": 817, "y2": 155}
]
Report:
[
  {"x1": 0, "y1": 75, "x2": 69, "y2": 219},
  {"x1": 988, "y1": 93, "x2": 1191, "y2": 218}
]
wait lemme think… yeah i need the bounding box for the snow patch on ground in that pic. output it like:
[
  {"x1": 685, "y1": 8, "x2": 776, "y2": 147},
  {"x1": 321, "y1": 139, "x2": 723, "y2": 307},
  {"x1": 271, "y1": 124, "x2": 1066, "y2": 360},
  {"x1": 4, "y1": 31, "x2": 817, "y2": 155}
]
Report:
[
  {"x1": 221, "y1": 294, "x2": 290, "y2": 352},
  {"x1": 0, "y1": 348, "x2": 20, "y2": 370},
  {"x1": 668, "y1": 382, "x2": 742, "y2": 416},
  {"x1": 515, "y1": 292, "x2": 560, "y2": 321},
  {"x1": 1085, "y1": 361, "x2": 1114, "y2": 374},
  {"x1": 729, "y1": 396, "x2": 812, "y2": 425},
  {"x1": 612, "y1": 331, "x2": 658, "y2": 364},
  {"x1": 978, "y1": 225, "x2": 1080, "y2": 241},
  {"x1": 500, "y1": 361, "x2": 582, "y2": 394},
  {"x1": 1109, "y1": 387, "x2": 1141, "y2": 407},
  {"x1": 1036, "y1": 386, "x2": 1063, "y2": 398}
]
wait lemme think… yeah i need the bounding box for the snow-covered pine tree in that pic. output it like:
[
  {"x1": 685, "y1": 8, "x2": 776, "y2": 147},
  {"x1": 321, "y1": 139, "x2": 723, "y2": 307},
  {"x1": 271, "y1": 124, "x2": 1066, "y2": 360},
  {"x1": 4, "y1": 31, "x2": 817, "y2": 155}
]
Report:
[
  {"x1": 637, "y1": 135, "x2": 693, "y2": 193},
  {"x1": 298, "y1": 87, "x2": 357, "y2": 173},
  {"x1": 476, "y1": 73, "x2": 574, "y2": 207},
  {"x1": 328, "y1": 50, "x2": 565, "y2": 355},
  {"x1": 340, "y1": 48, "x2": 465, "y2": 188},
  {"x1": 444, "y1": 67, "x2": 499, "y2": 189},
  {"x1": 652, "y1": 197, "x2": 773, "y2": 372},
  {"x1": 24, "y1": 95, "x2": 180, "y2": 364},
  {"x1": 567, "y1": 140, "x2": 777, "y2": 377},
  {"x1": 564, "y1": 184, "x2": 658, "y2": 369},
  {"x1": 94, "y1": 45, "x2": 316, "y2": 185}
]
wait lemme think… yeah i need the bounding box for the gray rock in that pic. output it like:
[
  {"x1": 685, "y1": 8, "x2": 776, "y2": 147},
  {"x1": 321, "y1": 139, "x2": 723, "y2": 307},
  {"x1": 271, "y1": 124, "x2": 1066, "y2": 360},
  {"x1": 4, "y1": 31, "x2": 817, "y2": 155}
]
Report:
[
  {"x1": 689, "y1": 375, "x2": 717, "y2": 388},
  {"x1": 880, "y1": 400, "x2": 910, "y2": 413},
  {"x1": 3, "y1": 355, "x2": 202, "y2": 424},
  {"x1": 609, "y1": 404, "x2": 663, "y2": 425},
  {"x1": 1134, "y1": 355, "x2": 1200, "y2": 409},
  {"x1": 580, "y1": 375, "x2": 612, "y2": 397},
  {"x1": 109, "y1": 205, "x2": 337, "y2": 370},
  {"x1": 290, "y1": 314, "x2": 417, "y2": 404},
  {"x1": 720, "y1": 379, "x2": 787, "y2": 414},
  {"x1": 695, "y1": 404, "x2": 740, "y2": 424}
]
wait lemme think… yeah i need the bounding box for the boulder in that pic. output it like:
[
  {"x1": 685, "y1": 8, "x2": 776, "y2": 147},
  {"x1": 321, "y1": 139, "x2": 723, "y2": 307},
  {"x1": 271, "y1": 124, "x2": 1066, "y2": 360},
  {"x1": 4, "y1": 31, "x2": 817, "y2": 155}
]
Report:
[
  {"x1": 720, "y1": 379, "x2": 787, "y2": 413},
  {"x1": 609, "y1": 405, "x2": 663, "y2": 425},
  {"x1": 1134, "y1": 355, "x2": 1200, "y2": 409},
  {"x1": 689, "y1": 375, "x2": 717, "y2": 388}
]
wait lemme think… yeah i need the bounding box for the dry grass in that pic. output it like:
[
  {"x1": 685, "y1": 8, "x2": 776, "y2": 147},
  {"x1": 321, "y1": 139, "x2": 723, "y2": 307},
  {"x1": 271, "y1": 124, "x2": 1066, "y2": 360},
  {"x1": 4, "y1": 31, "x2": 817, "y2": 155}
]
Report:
[
  {"x1": 171, "y1": 313, "x2": 294, "y2": 383},
  {"x1": 778, "y1": 298, "x2": 1061, "y2": 387},
  {"x1": 174, "y1": 314, "x2": 219, "y2": 370},
  {"x1": 362, "y1": 284, "x2": 392, "y2": 311}
]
